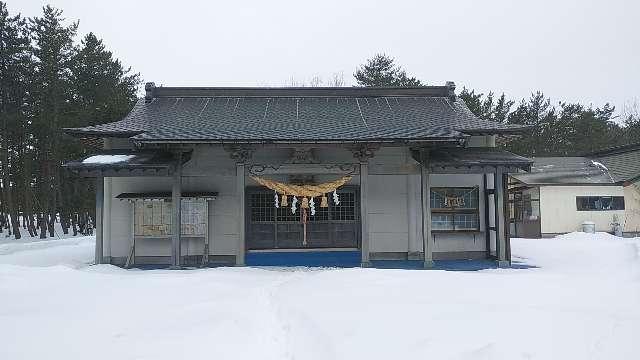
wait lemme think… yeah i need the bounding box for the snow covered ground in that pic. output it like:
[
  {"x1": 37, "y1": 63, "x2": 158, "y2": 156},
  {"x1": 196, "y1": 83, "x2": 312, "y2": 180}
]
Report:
[{"x1": 1, "y1": 233, "x2": 639, "y2": 360}]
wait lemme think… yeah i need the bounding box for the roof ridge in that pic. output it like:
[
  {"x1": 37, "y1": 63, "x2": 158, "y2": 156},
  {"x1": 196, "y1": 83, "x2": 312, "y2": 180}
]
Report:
[{"x1": 144, "y1": 82, "x2": 457, "y2": 101}]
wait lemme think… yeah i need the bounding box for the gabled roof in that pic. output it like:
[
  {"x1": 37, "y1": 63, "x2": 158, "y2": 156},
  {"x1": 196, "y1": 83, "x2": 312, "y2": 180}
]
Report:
[
  {"x1": 64, "y1": 83, "x2": 528, "y2": 144},
  {"x1": 511, "y1": 157, "x2": 620, "y2": 186},
  {"x1": 588, "y1": 143, "x2": 640, "y2": 182}
]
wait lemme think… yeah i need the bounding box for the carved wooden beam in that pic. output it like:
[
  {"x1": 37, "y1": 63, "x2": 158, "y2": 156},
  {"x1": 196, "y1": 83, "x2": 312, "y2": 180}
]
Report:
[
  {"x1": 224, "y1": 145, "x2": 255, "y2": 163},
  {"x1": 349, "y1": 143, "x2": 381, "y2": 163}
]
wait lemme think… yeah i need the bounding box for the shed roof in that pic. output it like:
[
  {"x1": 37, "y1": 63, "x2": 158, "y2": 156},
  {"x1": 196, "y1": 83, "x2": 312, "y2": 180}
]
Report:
[
  {"x1": 62, "y1": 150, "x2": 185, "y2": 177},
  {"x1": 64, "y1": 83, "x2": 528, "y2": 143},
  {"x1": 510, "y1": 157, "x2": 620, "y2": 185},
  {"x1": 588, "y1": 143, "x2": 640, "y2": 182},
  {"x1": 428, "y1": 148, "x2": 532, "y2": 170}
]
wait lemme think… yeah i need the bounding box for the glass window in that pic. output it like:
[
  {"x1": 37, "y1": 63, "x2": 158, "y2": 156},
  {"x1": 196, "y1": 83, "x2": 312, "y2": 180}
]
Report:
[
  {"x1": 576, "y1": 196, "x2": 625, "y2": 211},
  {"x1": 430, "y1": 187, "x2": 480, "y2": 232}
]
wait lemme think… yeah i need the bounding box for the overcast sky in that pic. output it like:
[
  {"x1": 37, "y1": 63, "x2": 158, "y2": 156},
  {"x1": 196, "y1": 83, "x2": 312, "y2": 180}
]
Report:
[{"x1": 13, "y1": 0, "x2": 640, "y2": 115}]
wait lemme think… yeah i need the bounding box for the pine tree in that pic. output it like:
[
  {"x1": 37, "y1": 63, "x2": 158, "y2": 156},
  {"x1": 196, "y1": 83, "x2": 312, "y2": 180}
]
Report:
[
  {"x1": 0, "y1": 1, "x2": 31, "y2": 239},
  {"x1": 354, "y1": 54, "x2": 423, "y2": 87},
  {"x1": 29, "y1": 5, "x2": 78, "y2": 237},
  {"x1": 459, "y1": 88, "x2": 513, "y2": 123},
  {"x1": 505, "y1": 92, "x2": 556, "y2": 157}
]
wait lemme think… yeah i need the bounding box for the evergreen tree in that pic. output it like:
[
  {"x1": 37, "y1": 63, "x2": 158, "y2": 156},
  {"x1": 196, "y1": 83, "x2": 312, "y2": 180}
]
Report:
[
  {"x1": 29, "y1": 5, "x2": 78, "y2": 237},
  {"x1": 354, "y1": 54, "x2": 423, "y2": 87},
  {"x1": 459, "y1": 88, "x2": 514, "y2": 123},
  {"x1": 0, "y1": 1, "x2": 31, "y2": 238},
  {"x1": 0, "y1": 3, "x2": 140, "y2": 240},
  {"x1": 504, "y1": 92, "x2": 556, "y2": 156}
]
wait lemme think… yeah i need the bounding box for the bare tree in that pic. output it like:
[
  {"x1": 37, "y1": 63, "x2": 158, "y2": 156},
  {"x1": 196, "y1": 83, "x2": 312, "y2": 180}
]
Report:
[{"x1": 327, "y1": 72, "x2": 344, "y2": 87}]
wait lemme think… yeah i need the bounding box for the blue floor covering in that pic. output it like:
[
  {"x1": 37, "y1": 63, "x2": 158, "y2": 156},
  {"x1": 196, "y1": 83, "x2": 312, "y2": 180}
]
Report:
[{"x1": 127, "y1": 251, "x2": 535, "y2": 271}]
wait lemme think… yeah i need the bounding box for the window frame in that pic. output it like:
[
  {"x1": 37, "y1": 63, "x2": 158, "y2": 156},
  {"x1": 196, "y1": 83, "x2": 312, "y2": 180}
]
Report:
[
  {"x1": 576, "y1": 196, "x2": 625, "y2": 211},
  {"x1": 430, "y1": 187, "x2": 481, "y2": 233}
]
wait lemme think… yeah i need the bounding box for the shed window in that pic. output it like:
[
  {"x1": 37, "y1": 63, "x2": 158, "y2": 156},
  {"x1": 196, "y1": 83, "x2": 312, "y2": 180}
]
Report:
[
  {"x1": 576, "y1": 196, "x2": 624, "y2": 211},
  {"x1": 133, "y1": 199, "x2": 207, "y2": 237},
  {"x1": 430, "y1": 187, "x2": 480, "y2": 231}
]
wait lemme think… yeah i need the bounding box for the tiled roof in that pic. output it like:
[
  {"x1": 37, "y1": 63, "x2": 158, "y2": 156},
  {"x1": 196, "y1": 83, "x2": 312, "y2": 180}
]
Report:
[
  {"x1": 588, "y1": 143, "x2": 640, "y2": 182},
  {"x1": 65, "y1": 84, "x2": 528, "y2": 143},
  {"x1": 428, "y1": 148, "x2": 532, "y2": 169},
  {"x1": 511, "y1": 157, "x2": 620, "y2": 185}
]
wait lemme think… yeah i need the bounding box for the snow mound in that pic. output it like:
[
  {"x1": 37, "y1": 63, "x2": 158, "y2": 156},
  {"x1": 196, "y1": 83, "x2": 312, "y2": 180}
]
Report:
[
  {"x1": 512, "y1": 232, "x2": 639, "y2": 277},
  {"x1": 0, "y1": 236, "x2": 94, "y2": 268}
]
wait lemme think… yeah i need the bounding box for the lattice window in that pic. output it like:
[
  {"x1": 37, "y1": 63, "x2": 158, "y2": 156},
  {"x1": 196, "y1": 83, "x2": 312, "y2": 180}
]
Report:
[
  {"x1": 331, "y1": 191, "x2": 356, "y2": 221},
  {"x1": 250, "y1": 193, "x2": 275, "y2": 222}
]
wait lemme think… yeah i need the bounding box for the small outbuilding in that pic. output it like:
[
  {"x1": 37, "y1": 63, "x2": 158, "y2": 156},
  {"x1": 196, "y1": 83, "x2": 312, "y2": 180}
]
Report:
[{"x1": 510, "y1": 151, "x2": 640, "y2": 238}]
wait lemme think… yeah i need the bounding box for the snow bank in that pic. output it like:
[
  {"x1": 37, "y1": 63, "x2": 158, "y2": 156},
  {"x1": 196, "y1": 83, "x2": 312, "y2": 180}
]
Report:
[
  {"x1": 512, "y1": 232, "x2": 640, "y2": 277},
  {"x1": 0, "y1": 232, "x2": 638, "y2": 360},
  {"x1": 0, "y1": 236, "x2": 94, "y2": 268}
]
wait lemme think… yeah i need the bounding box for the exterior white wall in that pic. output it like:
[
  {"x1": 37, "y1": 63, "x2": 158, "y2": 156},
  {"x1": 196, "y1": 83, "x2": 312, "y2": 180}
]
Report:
[
  {"x1": 103, "y1": 145, "x2": 490, "y2": 262},
  {"x1": 539, "y1": 185, "x2": 625, "y2": 234},
  {"x1": 623, "y1": 183, "x2": 640, "y2": 234}
]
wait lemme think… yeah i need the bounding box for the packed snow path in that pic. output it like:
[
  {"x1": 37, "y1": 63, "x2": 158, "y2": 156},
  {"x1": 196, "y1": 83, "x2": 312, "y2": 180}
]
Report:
[{"x1": 0, "y1": 233, "x2": 639, "y2": 360}]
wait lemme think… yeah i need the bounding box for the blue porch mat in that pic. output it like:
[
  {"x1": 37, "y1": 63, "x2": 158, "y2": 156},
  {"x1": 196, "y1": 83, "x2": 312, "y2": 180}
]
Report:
[{"x1": 245, "y1": 250, "x2": 361, "y2": 267}]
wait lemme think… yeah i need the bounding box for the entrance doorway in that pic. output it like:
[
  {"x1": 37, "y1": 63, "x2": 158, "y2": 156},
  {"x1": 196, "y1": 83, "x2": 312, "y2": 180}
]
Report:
[{"x1": 246, "y1": 187, "x2": 360, "y2": 250}]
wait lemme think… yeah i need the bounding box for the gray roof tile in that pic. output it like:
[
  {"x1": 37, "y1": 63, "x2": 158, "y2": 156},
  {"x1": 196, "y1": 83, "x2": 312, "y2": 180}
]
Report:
[{"x1": 65, "y1": 86, "x2": 527, "y2": 143}]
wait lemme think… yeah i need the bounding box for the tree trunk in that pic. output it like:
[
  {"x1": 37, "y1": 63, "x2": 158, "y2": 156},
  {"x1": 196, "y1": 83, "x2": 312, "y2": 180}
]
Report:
[
  {"x1": 38, "y1": 213, "x2": 47, "y2": 239},
  {"x1": 71, "y1": 213, "x2": 78, "y2": 236}
]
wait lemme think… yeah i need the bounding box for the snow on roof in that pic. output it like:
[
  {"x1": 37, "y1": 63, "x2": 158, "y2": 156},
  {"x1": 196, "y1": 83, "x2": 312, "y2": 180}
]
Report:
[{"x1": 82, "y1": 155, "x2": 135, "y2": 164}]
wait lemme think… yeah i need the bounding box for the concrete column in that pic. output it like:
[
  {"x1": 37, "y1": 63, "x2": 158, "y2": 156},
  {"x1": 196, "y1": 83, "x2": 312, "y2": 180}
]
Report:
[
  {"x1": 95, "y1": 177, "x2": 104, "y2": 265},
  {"x1": 494, "y1": 168, "x2": 508, "y2": 267},
  {"x1": 407, "y1": 174, "x2": 420, "y2": 259},
  {"x1": 171, "y1": 153, "x2": 182, "y2": 268},
  {"x1": 360, "y1": 161, "x2": 370, "y2": 267},
  {"x1": 420, "y1": 150, "x2": 434, "y2": 268},
  {"x1": 236, "y1": 163, "x2": 246, "y2": 266}
]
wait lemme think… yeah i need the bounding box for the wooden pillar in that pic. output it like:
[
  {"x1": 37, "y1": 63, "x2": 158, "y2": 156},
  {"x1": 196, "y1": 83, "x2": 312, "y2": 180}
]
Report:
[
  {"x1": 236, "y1": 162, "x2": 246, "y2": 266},
  {"x1": 420, "y1": 149, "x2": 434, "y2": 268},
  {"x1": 171, "y1": 153, "x2": 182, "y2": 268},
  {"x1": 483, "y1": 174, "x2": 491, "y2": 258},
  {"x1": 504, "y1": 173, "x2": 512, "y2": 263},
  {"x1": 223, "y1": 145, "x2": 254, "y2": 267},
  {"x1": 494, "y1": 168, "x2": 509, "y2": 267},
  {"x1": 360, "y1": 161, "x2": 370, "y2": 267},
  {"x1": 95, "y1": 177, "x2": 104, "y2": 265}
]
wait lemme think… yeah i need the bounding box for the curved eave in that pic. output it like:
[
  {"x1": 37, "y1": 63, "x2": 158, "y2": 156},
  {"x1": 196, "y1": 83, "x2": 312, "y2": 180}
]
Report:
[
  {"x1": 63, "y1": 127, "x2": 144, "y2": 138},
  {"x1": 458, "y1": 125, "x2": 534, "y2": 136}
]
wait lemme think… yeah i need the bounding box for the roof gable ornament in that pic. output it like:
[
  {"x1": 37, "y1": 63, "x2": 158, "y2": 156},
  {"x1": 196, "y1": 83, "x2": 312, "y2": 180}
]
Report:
[
  {"x1": 145, "y1": 82, "x2": 155, "y2": 103},
  {"x1": 446, "y1": 81, "x2": 456, "y2": 102}
]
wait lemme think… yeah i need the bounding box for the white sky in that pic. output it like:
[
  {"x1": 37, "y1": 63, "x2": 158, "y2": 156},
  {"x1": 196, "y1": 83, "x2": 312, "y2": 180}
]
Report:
[{"x1": 13, "y1": 0, "x2": 640, "y2": 115}]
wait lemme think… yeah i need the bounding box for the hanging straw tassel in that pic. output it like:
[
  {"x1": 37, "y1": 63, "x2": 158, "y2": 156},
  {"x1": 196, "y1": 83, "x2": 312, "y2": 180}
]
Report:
[
  {"x1": 320, "y1": 195, "x2": 328, "y2": 208},
  {"x1": 281, "y1": 194, "x2": 288, "y2": 207},
  {"x1": 301, "y1": 197, "x2": 309, "y2": 209}
]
